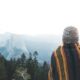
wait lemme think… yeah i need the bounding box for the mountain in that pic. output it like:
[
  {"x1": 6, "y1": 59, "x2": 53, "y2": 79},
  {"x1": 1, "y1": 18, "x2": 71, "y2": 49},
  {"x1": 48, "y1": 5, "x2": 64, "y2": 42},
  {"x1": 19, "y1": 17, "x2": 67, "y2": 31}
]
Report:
[
  {"x1": 0, "y1": 33, "x2": 62, "y2": 62},
  {"x1": 0, "y1": 33, "x2": 29, "y2": 60}
]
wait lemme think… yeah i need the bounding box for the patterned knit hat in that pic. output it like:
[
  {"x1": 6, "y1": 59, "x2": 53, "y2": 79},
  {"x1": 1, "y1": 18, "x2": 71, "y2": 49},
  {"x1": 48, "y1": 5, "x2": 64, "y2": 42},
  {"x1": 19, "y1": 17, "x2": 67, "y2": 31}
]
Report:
[{"x1": 62, "y1": 26, "x2": 79, "y2": 44}]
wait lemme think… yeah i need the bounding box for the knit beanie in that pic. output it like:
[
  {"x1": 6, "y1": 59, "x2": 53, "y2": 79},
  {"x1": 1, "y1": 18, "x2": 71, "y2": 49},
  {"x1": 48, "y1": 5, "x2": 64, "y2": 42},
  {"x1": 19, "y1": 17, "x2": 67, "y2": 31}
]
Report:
[{"x1": 62, "y1": 26, "x2": 79, "y2": 44}]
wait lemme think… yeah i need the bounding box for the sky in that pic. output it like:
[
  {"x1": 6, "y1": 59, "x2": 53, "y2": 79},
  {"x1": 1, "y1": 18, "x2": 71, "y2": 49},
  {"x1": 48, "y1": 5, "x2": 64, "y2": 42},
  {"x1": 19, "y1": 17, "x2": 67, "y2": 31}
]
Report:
[{"x1": 0, "y1": 0, "x2": 80, "y2": 36}]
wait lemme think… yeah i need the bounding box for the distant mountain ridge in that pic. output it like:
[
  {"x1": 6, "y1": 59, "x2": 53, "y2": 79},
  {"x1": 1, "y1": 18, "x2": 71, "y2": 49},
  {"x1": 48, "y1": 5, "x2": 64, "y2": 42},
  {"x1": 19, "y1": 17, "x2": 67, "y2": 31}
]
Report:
[{"x1": 0, "y1": 33, "x2": 62, "y2": 62}]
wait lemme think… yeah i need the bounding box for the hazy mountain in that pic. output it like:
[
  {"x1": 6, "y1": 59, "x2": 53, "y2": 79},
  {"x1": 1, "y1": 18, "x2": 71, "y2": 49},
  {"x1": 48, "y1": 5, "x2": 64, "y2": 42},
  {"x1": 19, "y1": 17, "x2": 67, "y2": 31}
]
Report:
[{"x1": 0, "y1": 33, "x2": 62, "y2": 62}]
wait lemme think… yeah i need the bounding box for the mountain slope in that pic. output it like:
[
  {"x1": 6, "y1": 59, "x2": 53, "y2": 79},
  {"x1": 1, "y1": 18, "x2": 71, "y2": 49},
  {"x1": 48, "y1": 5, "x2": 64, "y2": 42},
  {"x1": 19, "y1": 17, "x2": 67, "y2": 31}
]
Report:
[{"x1": 0, "y1": 33, "x2": 62, "y2": 62}]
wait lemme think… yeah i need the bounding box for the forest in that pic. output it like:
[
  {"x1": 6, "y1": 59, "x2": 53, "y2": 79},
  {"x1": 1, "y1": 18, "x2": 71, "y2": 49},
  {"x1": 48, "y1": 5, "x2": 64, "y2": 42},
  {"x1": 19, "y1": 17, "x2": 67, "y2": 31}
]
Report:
[{"x1": 0, "y1": 51, "x2": 49, "y2": 80}]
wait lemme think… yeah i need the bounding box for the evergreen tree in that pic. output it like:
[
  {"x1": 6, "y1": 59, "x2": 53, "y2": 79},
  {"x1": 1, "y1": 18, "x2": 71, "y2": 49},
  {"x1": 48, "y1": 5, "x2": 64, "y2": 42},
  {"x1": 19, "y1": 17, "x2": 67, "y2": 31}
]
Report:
[
  {"x1": 27, "y1": 52, "x2": 34, "y2": 80},
  {"x1": 20, "y1": 53, "x2": 27, "y2": 68},
  {"x1": 33, "y1": 51, "x2": 38, "y2": 59},
  {"x1": 6, "y1": 58, "x2": 17, "y2": 80},
  {"x1": 0, "y1": 53, "x2": 7, "y2": 80},
  {"x1": 42, "y1": 61, "x2": 49, "y2": 80}
]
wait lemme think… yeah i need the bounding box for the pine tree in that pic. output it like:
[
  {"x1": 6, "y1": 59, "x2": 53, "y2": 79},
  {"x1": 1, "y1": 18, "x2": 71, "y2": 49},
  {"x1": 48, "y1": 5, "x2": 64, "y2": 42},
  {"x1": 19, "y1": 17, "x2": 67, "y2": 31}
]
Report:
[
  {"x1": 0, "y1": 53, "x2": 7, "y2": 80},
  {"x1": 42, "y1": 61, "x2": 49, "y2": 80}
]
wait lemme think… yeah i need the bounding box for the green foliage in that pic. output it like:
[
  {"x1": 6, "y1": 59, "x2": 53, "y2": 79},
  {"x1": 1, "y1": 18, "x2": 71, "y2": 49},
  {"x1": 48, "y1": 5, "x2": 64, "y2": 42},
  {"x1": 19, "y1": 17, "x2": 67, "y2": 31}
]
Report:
[
  {"x1": 0, "y1": 54, "x2": 7, "y2": 80},
  {"x1": 0, "y1": 51, "x2": 49, "y2": 80}
]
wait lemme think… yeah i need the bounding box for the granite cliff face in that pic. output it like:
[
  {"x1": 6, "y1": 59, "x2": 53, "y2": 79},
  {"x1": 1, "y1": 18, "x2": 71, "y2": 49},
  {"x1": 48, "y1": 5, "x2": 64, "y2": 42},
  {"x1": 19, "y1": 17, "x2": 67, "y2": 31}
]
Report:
[{"x1": 0, "y1": 33, "x2": 61, "y2": 62}]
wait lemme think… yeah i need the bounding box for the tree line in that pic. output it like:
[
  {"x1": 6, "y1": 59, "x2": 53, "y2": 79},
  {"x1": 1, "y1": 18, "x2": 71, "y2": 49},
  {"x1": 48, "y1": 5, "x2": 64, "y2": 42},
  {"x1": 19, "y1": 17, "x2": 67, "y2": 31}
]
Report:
[{"x1": 0, "y1": 51, "x2": 49, "y2": 80}]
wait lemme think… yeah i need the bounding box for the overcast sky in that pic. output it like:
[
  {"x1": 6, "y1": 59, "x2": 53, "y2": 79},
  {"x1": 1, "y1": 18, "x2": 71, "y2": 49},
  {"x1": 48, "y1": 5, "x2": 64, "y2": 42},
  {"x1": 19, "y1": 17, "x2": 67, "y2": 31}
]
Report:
[{"x1": 0, "y1": 0, "x2": 80, "y2": 36}]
